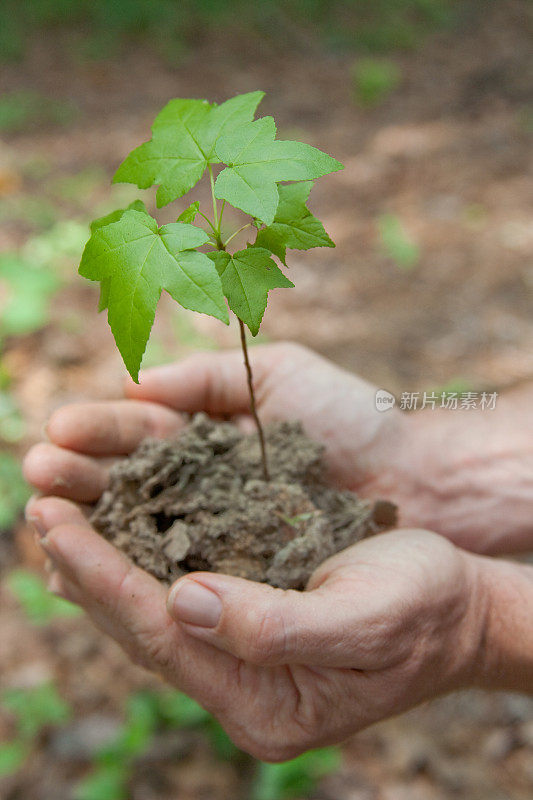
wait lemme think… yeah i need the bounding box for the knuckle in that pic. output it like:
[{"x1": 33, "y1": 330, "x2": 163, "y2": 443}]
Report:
[
  {"x1": 249, "y1": 730, "x2": 309, "y2": 762},
  {"x1": 245, "y1": 609, "x2": 289, "y2": 665},
  {"x1": 276, "y1": 341, "x2": 307, "y2": 357}
]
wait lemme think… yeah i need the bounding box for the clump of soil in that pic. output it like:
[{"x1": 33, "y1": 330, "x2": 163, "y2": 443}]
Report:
[{"x1": 92, "y1": 414, "x2": 397, "y2": 590}]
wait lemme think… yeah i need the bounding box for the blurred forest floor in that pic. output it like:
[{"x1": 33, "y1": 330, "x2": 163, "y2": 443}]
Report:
[{"x1": 1, "y1": 1, "x2": 533, "y2": 798}]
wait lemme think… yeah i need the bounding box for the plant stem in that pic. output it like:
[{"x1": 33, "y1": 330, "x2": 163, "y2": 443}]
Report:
[
  {"x1": 197, "y1": 209, "x2": 219, "y2": 236},
  {"x1": 207, "y1": 165, "x2": 223, "y2": 248},
  {"x1": 224, "y1": 223, "x2": 252, "y2": 248},
  {"x1": 238, "y1": 317, "x2": 270, "y2": 482},
  {"x1": 207, "y1": 166, "x2": 270, "y2": 481}
]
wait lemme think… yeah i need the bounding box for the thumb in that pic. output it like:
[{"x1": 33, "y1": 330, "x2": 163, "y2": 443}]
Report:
[{"x1": 166, "y1": 571, "x2": 380, "y2": 669}]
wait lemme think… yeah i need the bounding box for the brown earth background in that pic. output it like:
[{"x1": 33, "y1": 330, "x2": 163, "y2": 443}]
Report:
[{"x1": 1, "y1": 2, "x2": 532, "y2": 798}]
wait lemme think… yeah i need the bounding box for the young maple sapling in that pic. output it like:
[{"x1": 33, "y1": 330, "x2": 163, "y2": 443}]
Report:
[{"x1": 79, "y1": 92, "x2": 343, "y2": 480}]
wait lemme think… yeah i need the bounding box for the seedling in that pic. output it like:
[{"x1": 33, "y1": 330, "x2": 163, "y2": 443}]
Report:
[
  {"x1": 378, "y1": 213, "x2": 419, "y2": 270},
  {"x1": 75, "y1": 688, "x2": 339, "y2": 800},
  {"x1": 0, "y1": 683, "x2": 71, "y2": 777},
  {"x1": 79, "y1": 91, "x2": 343, "y2": 479},
  {"x1": 7, "y1": 569, "x2": 82, "y2": 625},
  {"x1": 352, "y1": 58, "x2": 401, "y2": 107}
]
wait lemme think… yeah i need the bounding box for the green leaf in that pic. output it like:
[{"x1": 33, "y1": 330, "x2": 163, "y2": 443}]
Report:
[
  {"x1": 378, "y1": 213, "x2": 419, "y2": 270},
  {"x1": 90, "y1": 201, "x2": 148, "y2": 313},
  {"x1": 177, "y1": 200, "x2": 200, "y2": 223},
  {"x1": 79, "y1": 209, "x2": 229, "y2": 382},
  {"x1": 252, "y1": 748, "x2": 341, "y2": 800},
  {"x1": 74, "y1": 764, "x2": 129, "y2": 800},
  {"x1": 209, "y1": 246, "x2": 293, "y2": 336},
  {"x1": 255, "y1": 181, "x2": 334, "y2": 264},
  {"x1": 0, "y1": 742, "x2": 27, "y2": 777},
  {"x1": 0, "y1": 390, "x2": 26, "y2": 444},
  {"x1": 0, "y1": 453, "x2": 30, "y2": 529},
  {"x1": 7, "y1": 569, "x2": 82, "y2": 625},
  {"x1": 156, "y1": 691, "x2": 211, "y2": 728},
  {"x1": 2, "y1": 684, "x2": 71, "y2": 740},
  {"x1": 0, "y1": 254, "x2": 59, "y2": 336},
  {"x1": 89, "y1": 199, "x2": 147, "y2": 233},
  {"x1": 214, "y1": 117, "x2": 343, "y2": 224},
  {"x1": 113, "y1": 92, "x2": 264, "y2": 207}
]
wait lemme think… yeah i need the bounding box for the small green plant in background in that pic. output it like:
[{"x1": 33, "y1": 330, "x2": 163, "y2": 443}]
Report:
[
  {"x1": 78, "y1": 91, "x2": 342, "y2": 481},
  {"x1": 0, "y1": 253, "x2": 59, "y2": 340},
  {"x1": 0, "y1": 91, "x2": 77, "y2": 133},
  {"x1": 252, "y1": 747, "x2": 341, "y2": 800},
  {"x1": 0, "y1": 0, "x2": 464, "y2": 65},
  {"x1": 0, "y1": 683, "x2": 71, "y2": 777},
  {"x1": 0, "y1": 223, "x2": 81, "y2": 531},
  {"x1": 378, "y1": 213, "x2": 420, "y2": 270},
  {"x1": 351, "y1": 58, "x2": 401, "y2": 107},
  {"x1": 0, "y1": 455, "x2": 29, "y2": 530},
  {"x1": 75, "y1": 689, "x2": 339, "y2": 800},
  {"x1": 7, "y1": 569, "x2": 82, "y2": 624}
]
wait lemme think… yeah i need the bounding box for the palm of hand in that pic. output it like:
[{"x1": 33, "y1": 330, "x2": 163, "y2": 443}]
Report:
[{"x1": 23, "y1": 343, "x2": 477, "y2": 759}]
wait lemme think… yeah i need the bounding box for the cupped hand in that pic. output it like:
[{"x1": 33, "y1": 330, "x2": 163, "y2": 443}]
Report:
[
  {"x1": 23, "y1": 342, "x2": 413, "y2": 506},
  {"x1": 25, "y1": 494, "x2": 488, "y2": 761}
]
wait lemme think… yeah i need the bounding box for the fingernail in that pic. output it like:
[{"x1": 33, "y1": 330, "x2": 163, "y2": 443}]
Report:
[
  {"x1": 168, "y1": 580, "x2": 222, "y2": 628},
  {"x1": 28, "y1": 515, "x2": 47, "y2": 539}
]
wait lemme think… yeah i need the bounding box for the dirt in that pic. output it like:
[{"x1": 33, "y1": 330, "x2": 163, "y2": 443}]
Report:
[{"x1": 92, "y1": 414, "x2": 396, "y2": 590}]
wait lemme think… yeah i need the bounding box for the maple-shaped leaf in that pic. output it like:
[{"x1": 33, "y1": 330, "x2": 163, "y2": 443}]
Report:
[
  {"x1": 255, "y1": 181, "x2": 334, "y2": 264},
  {"x1": 90, "y1": 200, "x2": 148, "y2": 311},
  {"x1": 79, "y1": 209, "x2": 229, "y2": 381},
  {"x1": 90, "y1": 199, "x2": 148, "y2": 234},
  {"x1": 113, "y1": 92, "x2": 264, "y2": 208},
  {"x1": 214, "y1": 117, "x2": 343, "y2": 225},
  {"x1": 209, "y1": 246, "x2": 293, "y2": 335}
]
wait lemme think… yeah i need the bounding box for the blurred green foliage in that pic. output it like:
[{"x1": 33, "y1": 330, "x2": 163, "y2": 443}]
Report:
[
  {"x1": 0, "y1": 391, "x2": 25, "y2": 443},
  {"x1": 2, "y1": 683, "x2": 71, "y2": 740},
  {"x1": 0, "y1": 741, "x2": 27, "y2": 777},
  {"x1": 0, "y1": 91, "x2": 77, "y2": 133},
  {"x1": 7, "y1": 569, "x2": 83, "y2": 624},
  {"x1": 0, "y1": 219, "x2": 84, "y2": 534},
  {"x1": 378, "y1": 213, "x2": 420, "y2": 270},
  {"x1": 0, "y1": 686, "x2": 70, "y2": 775},
  {"x1": 0, "y1": 454, "x2": 30, "y2": 529},
  {"x1": 352, "y1": 58, "x2": 401, "y2": 106},
  {"x1": 252, "y1": 747, "x2": 342, "y2": 800},
  {"x1": 75, "y1": 689, "x2": 340, "y2": 799},
  {"x1": 0, "y1": 253, "x2": 59, "y2": 339},
  {"x1": 0, "y1": 0, "x2": 464, "y2": 63},
  {"x1": 0, "y1": 682, "x2": 71, "y2": 776}
]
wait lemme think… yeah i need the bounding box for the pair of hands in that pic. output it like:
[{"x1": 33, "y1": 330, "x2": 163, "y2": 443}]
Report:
[{"x1": 24, "y1": 343, "x2": 493, "y2": 761}]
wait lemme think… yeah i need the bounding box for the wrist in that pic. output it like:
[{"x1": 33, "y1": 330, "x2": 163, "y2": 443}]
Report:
[{"x1": 473, "y1": 557, "x2": 533, "y2": 693}]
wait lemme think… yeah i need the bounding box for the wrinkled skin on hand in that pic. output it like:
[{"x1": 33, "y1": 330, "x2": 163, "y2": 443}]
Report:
[{"x1": 24, "y1": 343, "x2": 487, "y2": 760}]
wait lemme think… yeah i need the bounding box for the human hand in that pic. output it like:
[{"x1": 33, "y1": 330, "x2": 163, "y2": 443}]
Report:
[
  {"x1": 23, "y1": 341, "x2": 412, "y2": 508},
  {"x1": 23, "y1": 341, "x2": 533, "y2": 557},
  {"x1": 25, "y1": 496, "x2": 490, "y2": 761}
]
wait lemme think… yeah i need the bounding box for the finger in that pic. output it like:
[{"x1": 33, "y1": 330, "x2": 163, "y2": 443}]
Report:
[
  {"x1": 47, "y1": 571, "x2": 79, "y2": 604},
  {"x1": 23, "y1": 443, "x2": 108, "y2": 503},
  {"x1": 32, "y1": 499, "x2": 236, "y2": 708},
  {"x1": 46, "y1": 400, "x2": 184, "y2": 456},
  {"x1": 125, "y1": 348, "x2": 274, "y2": 415},
  {"x1": 34, "y1": 506, "x2": 174, "y2": 661},
  {"x1": 166, "y1": 570, "x2": 401, "y2": 670},
  {"x1": 26, "y1": 495, "x2": 90, "y2": 531}
]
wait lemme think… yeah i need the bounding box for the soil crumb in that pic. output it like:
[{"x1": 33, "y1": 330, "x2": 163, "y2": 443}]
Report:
[{"x1": 92, "y1": 414, "x2": 397, "y2": 590}]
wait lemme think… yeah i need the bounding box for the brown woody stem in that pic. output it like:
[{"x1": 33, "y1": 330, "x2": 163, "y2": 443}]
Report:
[{"x1": 238, "y1": 317, "x2": 270, "y2": 481}]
